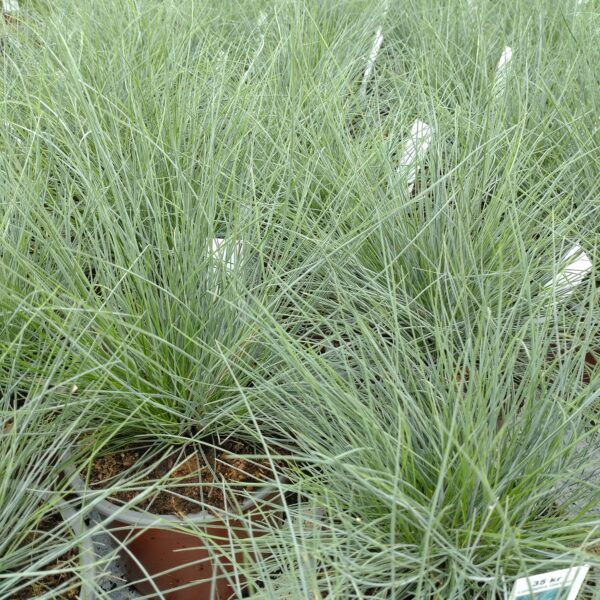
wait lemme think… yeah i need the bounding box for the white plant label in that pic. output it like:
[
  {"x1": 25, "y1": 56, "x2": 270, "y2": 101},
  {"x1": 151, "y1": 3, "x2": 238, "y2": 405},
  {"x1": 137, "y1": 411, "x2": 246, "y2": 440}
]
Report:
[
  {"x1": 211, "y1": 237, "x2": 241, "y2": 273},
  {"x1": 396, "y1": 120, "x2": 433, "y2": 194},
  {"x1": 3, "y1": 0, "x2": 19, "y2": 13},
  {"x1": 213, "y1": 49, "x2": 228, "y2": 77},
  {"x1": 493, "y1": 46, "x2": 513, "y2": 98},
  {"x1": 545, "y1": 244, "x2": 592, "y2": 298},
  {"x1": 241, "y1": 12, "x2": 267, "y2": 83},
  {"x1": 509, "y1": 565, "x2": 589, "y2": 600},
  {"x1": 8, "y1": 124, "x2": 23, "y2": 146},
  {"x1": 359, "y1": 28, "x2": 384, "y2": 96}
]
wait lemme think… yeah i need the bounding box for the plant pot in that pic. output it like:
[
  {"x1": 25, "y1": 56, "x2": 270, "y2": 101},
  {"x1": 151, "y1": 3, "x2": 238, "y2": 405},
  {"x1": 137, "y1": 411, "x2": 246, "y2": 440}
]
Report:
[
  {"x1": 584, "y1": 349, "x2": 598, "y2": 385},
  {"x1": 69, "y1": 469, "x2": 281, "y2": 600}
]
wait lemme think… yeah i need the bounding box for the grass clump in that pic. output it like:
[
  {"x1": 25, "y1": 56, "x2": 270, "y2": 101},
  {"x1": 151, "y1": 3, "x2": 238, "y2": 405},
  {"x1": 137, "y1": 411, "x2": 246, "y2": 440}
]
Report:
[{"x1": 0, "y1": 0, "x2": 599, "y2": 598}]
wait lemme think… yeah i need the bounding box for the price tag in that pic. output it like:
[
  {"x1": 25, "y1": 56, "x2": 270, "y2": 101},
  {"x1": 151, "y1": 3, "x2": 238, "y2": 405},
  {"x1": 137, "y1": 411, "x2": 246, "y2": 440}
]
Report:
[{"x1": 509, "y1": 565, "x2": 589, "y2": 600}]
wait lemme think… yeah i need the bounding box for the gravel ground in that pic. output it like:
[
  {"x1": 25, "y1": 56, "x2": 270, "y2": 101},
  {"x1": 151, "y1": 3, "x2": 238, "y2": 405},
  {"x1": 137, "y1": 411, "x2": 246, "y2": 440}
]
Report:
[{"x1": 85, "y1": 511, "x2": 140, "y2": 599}]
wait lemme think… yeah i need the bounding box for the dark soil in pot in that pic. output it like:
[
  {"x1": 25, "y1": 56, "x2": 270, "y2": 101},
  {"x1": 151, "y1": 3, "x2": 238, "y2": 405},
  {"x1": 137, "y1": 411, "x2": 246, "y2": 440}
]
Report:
[
  {"x1": 88, "y1": 440, "x2": 275, "y2": 515},
  {"x1": 7, "y1": 512, "x2": 82, "y2": 600},
  {"x1": 81, "y1": 439, "x2": 283, "y2": 600}
]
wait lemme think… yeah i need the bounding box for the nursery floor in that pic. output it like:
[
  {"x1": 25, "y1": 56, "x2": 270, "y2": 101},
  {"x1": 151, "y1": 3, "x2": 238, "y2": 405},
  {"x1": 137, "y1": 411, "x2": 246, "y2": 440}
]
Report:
[{"x1": 87, "y1": 511, "x2": 139, "y2": 599}]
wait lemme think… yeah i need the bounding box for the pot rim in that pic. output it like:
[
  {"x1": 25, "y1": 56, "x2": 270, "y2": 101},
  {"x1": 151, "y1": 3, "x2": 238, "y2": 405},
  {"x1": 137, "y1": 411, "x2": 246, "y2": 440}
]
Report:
[
  {"x1": 67, "y1": 466, "x2": 283, "y2": 528},
  {"x1": 57, "y1": 499, "x2": 96, "y2": 600}
]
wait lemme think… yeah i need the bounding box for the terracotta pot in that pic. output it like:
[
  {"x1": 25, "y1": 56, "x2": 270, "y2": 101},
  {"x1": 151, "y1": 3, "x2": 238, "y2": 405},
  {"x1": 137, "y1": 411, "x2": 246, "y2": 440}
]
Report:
[
  {"x1": 547, "y1": 342, "x2": 598, "y2": 385},
  {"x1": 69, "y1": 471, "x2": 281, "y2": 600},
  {"x1": 585, "y1": 350, "x2": 597, "y2": 368},
  {"x1": 584, "y1": 349, "x2": 598, "y2": 385}
]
